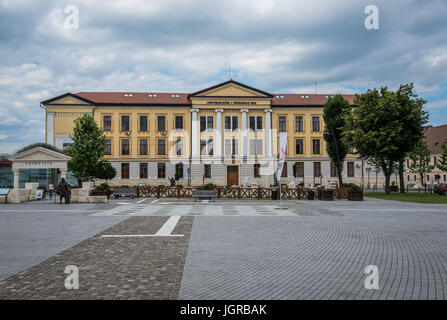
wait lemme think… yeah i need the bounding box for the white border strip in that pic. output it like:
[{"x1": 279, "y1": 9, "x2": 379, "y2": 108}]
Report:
[{"x1": 101, "y1": 234, "x2": 184, "y2": 238}]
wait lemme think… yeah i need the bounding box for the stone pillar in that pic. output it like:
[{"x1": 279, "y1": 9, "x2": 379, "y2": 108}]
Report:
[
  {"x1": 241, "y1": 109, "x2": 248, "y2": 159},
  {"x1": 10, "y1": 168, "x2": 22, "y2": 203},
  {"x1": 13, "y1": 168, "x2": 20, "y2": 191},
  {"x1": 215, "y1": 108, "x2": 223, "y2": 159},
  {"x1": 60, "y1": 168, "x2": 67, "y2": 180},
  {"x1": 191, "y1": 109, "x2": 199, "y2": 159},
  {"x1": 265, "y1": 109, "x2": 272, "y2": 157}
]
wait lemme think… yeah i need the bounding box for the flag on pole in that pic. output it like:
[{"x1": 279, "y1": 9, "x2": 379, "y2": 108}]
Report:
[{"x1": 276, "y1": 132, "x2": 287, "y2": 182}]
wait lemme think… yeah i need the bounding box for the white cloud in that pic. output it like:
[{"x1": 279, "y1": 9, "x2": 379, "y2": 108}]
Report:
[
  {"x1": 425, "y1": 98, "x2": 447, "y2": 110},
  {"x1": 0, "y1": 117, "x2": 23, "y2": 126},
  {"x1": 0, "y1": 0, "x2": 447, "y2": 152}
]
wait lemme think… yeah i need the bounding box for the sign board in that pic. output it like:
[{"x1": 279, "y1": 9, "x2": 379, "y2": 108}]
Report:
[
  {"x1": 0, "y1": 188, "x2": 10, "y2": 196},
  {"x1": 36, "y1": 190, "x2": 43, "y2": 200},
  {"x1": 276, "y1": 132, "x2": 287, "y2": 182}
]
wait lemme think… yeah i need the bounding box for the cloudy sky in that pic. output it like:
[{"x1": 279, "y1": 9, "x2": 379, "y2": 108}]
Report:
[{"x1": 0, "y1": 0, "x2": 446, "y2": 152}]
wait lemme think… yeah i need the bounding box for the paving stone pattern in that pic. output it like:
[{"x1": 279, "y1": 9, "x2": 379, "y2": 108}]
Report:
[
  {"x1": 0, "y1": 216, "x2": 193, "y2": 299},
  {"x1": 179, "y1": 216, "x2": 447, "y2": 300}
]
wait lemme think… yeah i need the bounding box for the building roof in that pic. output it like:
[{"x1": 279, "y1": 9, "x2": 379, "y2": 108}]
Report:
[
  {"x1": 41, "y1": 80, "x2": 357, "y2": 107},
  {"x1": 424, "y1": 124, "x2": 447, "y2": 154},
  {"x1": 65, "y1": 92, "x2": 357, "y2": 107},
  {"x1": 272, "y1": 93, "x2": 356, "y2": 106},
  {"x1": 76, "y1": 92, "x2": 191, "y2": 105}
]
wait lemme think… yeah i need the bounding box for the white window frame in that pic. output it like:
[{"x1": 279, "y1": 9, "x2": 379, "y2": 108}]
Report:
[
  {"x1": 224, "y1": 116, "x2": 239, "y2": 131},
  {"x1": 249, "y1": 116, "x2": 263, "y2": 131},
  {"x1": 200, "y1": 138, "x2": 214, "y2": 156},
  {"x1": 250, "y1": 139, "x2": 263, "y2": 155}
]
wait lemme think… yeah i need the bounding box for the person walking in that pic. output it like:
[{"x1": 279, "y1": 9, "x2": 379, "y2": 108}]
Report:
[
  {"x1": 48, "y1": 182, "x2": 54, "y2": 199},
  {"x1": 57, "y1": 178, "x2": 71, "y2": 204}
]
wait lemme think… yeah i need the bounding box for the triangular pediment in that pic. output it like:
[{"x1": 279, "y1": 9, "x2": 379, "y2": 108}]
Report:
[
  {"x1": 9, "y1": 147, "x2": 72, "y2": 162},
  {"x1": 41, "y1": 93, "x2": 94, "y2": 106},
  {"x1": 190, "y1": 80, "x2": 273, "y2": 98}
]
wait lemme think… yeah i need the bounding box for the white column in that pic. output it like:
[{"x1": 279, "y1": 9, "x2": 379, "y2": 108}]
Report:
[
  {"x1": 191, "y1": 109, "x2": 199, "y2": 159},
  {"x1": 215, "y1": 109, "x2": 223, "y2": 159},
  {"x1": 265, "y1": 109, "x2": 272, "y2": 157},
  {"x1": 241, "y1": 109, "x2": 248, "y2": 159},
  {"x1": 13, "y1": 168, "x2": 20, "y2": 191},
  {"x1": 47, "y1": 112, "x2": 54, "y2": 146}
]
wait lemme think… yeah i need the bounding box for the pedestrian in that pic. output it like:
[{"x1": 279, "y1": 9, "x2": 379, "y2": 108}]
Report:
[
  {"x1": 57, "y1": 178, "x2": 71, "y2": 204},
  {"x1": 48, "y1": 182, "x2": 54, "y2": 199}
]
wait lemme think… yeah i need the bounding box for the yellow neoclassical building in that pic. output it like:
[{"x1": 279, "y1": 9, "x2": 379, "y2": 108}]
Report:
[{"x1": 41, "y1": 80, "x2": 368, "y2": 187}]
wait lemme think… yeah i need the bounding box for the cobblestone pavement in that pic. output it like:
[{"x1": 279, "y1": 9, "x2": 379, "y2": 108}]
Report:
[
  {"x1": 179, "y1": 199, "x2": 447, "y2": 300},
  {"x1": 91, "y1": 202, "x2": 332, "y2": 217},
  {"x1": 0, "y1": 198, "x2": 446, "y2": 300},
  {"x1": 0, "y1": 202, "x2": 126, "y2": 280},
  {"x1": 0, "y1": 216, "x2": 193, "y2": 299}
]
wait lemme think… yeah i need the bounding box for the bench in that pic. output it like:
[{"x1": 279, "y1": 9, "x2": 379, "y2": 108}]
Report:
[
  {"x1": 192, "y1": 190, "x2": 217, "y2": 202},
  {"x1": 112, "y1": 188, "x2": 136, "y2": 199}
]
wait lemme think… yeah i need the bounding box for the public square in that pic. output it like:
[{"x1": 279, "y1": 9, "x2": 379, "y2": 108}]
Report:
[{"x1": 0, "y1": 197, "x2": 446, "y2": 300}]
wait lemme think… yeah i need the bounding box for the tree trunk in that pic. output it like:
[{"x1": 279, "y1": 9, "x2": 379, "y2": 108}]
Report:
[
  {"x1": 337, "y1": 166, "x2": 343, "y2": 186},
  {"x1": 399, "y1": 158, "x2": 405, "y2": 193},
  {"x1": 384, "y1": 174, "x2": 391, "y2": 195}
]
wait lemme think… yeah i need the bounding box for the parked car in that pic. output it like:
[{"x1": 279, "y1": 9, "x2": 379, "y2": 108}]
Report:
[{"x1": 435, "y1": 183, "x2": 447, "y2": 195}]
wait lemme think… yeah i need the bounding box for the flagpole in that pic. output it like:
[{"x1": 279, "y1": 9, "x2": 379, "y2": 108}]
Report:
[
  {"x1": 275, "y1": 132, "x2": 288, "y2": 210},
  {"x1": 279, "y1": 181, "x2": 281, "y2": 209}
]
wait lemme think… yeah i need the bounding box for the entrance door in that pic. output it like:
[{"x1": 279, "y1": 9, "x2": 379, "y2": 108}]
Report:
[{"x1": 227, "y1": 166, "x2": 239, "y2": 186}]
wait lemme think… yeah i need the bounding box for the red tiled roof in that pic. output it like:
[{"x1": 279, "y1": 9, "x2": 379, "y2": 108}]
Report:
[
  {"x1": 271, "y1": 94, "x2": 356, "y2": 106},
  {"x1": 423, "y1": 124, "x2": 447, "y2": 154},
  {"x1": 76, "y1": 92, "x2": 191, "y2": 105},
  {"x1": 73, "y1": 92, "x2": 357, "y2": 107}
]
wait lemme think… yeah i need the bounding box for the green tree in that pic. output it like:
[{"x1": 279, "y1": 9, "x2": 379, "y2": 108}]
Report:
[
  {"x1": 437, "y1": 137, "x2": 447, "y2": 172},
  {"x1": 323, "y1": 94, "x2": 351, "y2": 185},
  {"x1": 408, "y1": 140, "x2": 435, "y2": 187},
  {"x1": 67, "y1": 114, "x2": 106, "y2": 182},
  {"x1": 394, "y1": 83, "x2": 428, "y2": 193},
  {"x1": 95, "y1": 160, "x2": 117, "y2": 184},
  {"x1": 342, "y1": 87, "x2": 403, "y2": 194}
]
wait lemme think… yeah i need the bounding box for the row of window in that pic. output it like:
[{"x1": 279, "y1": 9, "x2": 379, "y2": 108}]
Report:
[
  {"x1": 102, "y1": 115, "x2": 322, "y2": 133},
  {"x1": 107, "y1": 138, "x2": 177, "y2": 156},
  {"x1": 406, "y1": 156, "x2": 440, "y2": 167},
  {"x1": 103, "y1": 115, "x2": 184, "y2": 132},
  {"x1": 279, "y1": 116, "x2": 320, "y2": 132},
  {"x1": 119, "y1": 162, "x2": 357, "y2": 180},
  {"x1": 407, "y1": 174, "x2": 447, "y2": 183},
  {"x1": 106, "y1": 138, "x2": 325, "y2": 156},
  {"x1": 120, "y1": 163, "x2": 211, "y2": 179},
  {"x1": 288, "y1": 161, "x2": 355, "y2": 178}
]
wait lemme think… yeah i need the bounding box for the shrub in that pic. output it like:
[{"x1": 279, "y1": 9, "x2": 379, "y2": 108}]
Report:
[
  {"x1": 341, "y1": 183, "x2": 361, "y2": 191},
  {"x1": 95, "y1": 183, "x2": 110, "y2": 191},
  {"x1": 198, "y1": 183, "x2": 216, "y2": 190}
]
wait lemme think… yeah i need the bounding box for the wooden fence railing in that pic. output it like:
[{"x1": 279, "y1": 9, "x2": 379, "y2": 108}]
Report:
[{"x1": 134, "y1": 185, "x2": 352, "y2": 200}]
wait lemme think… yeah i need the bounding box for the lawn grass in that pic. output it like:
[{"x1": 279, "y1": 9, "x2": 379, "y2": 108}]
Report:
[{"x1": 364, "y1": 192, "x2": 447, "y2": 204}]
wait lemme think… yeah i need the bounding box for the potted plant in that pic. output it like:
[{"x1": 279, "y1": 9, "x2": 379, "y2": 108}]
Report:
[{"x1": 343, "y1": 183, "x2": 363, "y2": 201}]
